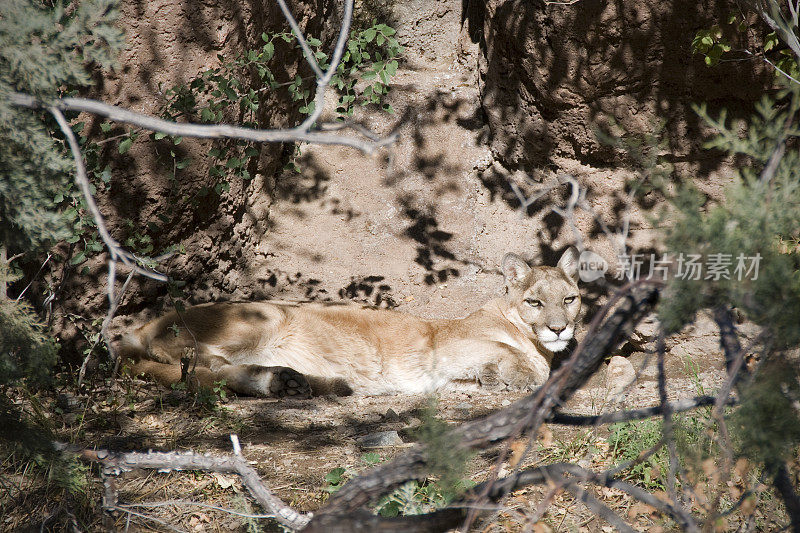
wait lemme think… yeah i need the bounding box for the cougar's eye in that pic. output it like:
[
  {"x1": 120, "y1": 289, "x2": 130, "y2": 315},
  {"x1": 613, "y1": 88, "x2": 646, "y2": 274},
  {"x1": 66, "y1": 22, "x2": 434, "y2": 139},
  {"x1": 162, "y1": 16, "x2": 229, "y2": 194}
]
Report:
[
  {"x1": 564, "y1": 296, "x2": 577, "y2": 305},
  {"x1": 525, "y1": 298, "x2": 542, "y2": 308}
]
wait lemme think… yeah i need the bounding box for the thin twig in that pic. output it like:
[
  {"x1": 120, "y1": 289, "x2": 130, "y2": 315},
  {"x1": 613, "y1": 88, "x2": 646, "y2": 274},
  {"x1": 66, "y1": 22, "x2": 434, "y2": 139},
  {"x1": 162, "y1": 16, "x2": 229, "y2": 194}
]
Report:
[
  {"x1": 13, "y1": 93, "x2": 396, "y2": 154},
  {"x1": 117, "y1": 500, "x2": 278, "y2": 520},
  {"x1": 48, "y1": 106, "x2": 168, "y2": 281},
  {"x1": 298, "y1": 0, "x2": 354, "y2": 130},
  {"x1": 550, "y1": 395, "x2": 733, "y2": 426},
  {"x1": 112, "y1": 505, "x2": 186, "y2": 533}
]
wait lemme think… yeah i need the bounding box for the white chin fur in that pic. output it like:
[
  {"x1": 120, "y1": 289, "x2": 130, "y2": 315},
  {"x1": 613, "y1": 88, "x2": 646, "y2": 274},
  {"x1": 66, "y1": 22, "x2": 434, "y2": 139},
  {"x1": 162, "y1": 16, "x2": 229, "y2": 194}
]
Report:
[{"x1": 543, "y1": 339, "x2": 569, "y2": 353}]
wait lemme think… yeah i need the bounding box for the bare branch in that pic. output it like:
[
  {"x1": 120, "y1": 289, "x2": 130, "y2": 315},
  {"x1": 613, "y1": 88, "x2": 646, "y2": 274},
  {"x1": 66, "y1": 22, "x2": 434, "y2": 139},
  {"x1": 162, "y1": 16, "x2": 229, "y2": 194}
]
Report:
[
  {"x1": 656, "y1": 329, "x2": 701, "y2": 533},
  {"x1": 305, "y1": 462, "x2": 697, "y2": 532},
  {"x1": 48, "y1": 106, "x2": 168, "y2": 282},
  {"x1": 564, "y1": 481, "x2": 636, "y2": 533},
  {"x1": 275, "y1": 0, "x2": 324, "y2": 79},
  {"x1": 549, "y1": 395, "x2": 733, "y2": 426},
  {"x1": 298, "y1": 0, "x2": 354, "y2": 131},
  {"x1": 13, "y1": 93, "x2": 396, "y2": 154},
  {"x1": 57, "y1": 444, "x2": 310, "y2": 530}
]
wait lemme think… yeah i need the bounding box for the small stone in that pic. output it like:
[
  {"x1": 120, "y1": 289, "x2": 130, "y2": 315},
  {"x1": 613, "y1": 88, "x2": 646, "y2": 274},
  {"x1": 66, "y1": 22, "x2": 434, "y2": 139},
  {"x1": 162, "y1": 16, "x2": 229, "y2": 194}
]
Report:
[
  {"x1": 454, "y1": 402, "x2": 473, "y2": 417},
  {"x1": 405, "y1": 417, "x2": 422, "y2": 428},
  {"x1": 606, "y1": 356, "x2": 636, "y2": 398},
  {"x1": 384, "y1": 408, "x2": 400, "y2": 422},
  {"x1": 501, "y1": 399, "x2": 512, "y2": 407},
  {"x1": 358, "y1": 431, "x2": 403, "y2": 448}
]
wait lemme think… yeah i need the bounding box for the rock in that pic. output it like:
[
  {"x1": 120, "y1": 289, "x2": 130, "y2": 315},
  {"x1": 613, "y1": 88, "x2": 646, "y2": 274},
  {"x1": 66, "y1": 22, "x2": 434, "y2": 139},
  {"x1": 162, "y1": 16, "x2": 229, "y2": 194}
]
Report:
[
  {"x1": 405, "y1": 417, "x2": 422, "y2": 428},
  {"x1": 606, "y1": 356, "x2": 636, "y2": 398},
  {"x1": 454, "y1": 402, "x2": 473, "y2": 417},
  {"x1": 358, "y1": 431, "x2": 404, "y2": 448},
  {"x1": 630, "y1": 313, "x2": 659, "y2": 348},
  {"x1": 384, "y1": 408, "x2": 400, "y2": 422},
  {"x1": 501, "y1": 399, "x2": 511, "y2": 407}
]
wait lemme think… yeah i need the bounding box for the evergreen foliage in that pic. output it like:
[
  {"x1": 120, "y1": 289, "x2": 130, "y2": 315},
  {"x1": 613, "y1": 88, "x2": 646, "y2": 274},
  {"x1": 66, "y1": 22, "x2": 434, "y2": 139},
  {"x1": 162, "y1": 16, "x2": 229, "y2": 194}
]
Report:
[
  {"x1": 0, "y1": 0, "x2": 122, "y2": 449},
  {"x1": 0, "y1": 0, "x2": 123, "y2": 252},
  {"x1": 658, "y1": 85, "x2": 800, "y2": 467},
  {"x1": 659, "y1": 87, "x2": 800, "y2": 347}
]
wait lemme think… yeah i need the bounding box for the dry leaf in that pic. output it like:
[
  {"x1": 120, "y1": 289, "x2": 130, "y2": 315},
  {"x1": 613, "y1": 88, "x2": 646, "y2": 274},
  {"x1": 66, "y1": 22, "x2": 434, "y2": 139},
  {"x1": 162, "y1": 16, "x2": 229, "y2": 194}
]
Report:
[
  {"x1": 628, "y1": 502, "x2": 655, "y2": 518},
  {"x1": 509, "y1": 438, "x2": 527, "y2": 468},
  {"x1": 214, "y1": 472, "x2": 234, "y2": 489}
]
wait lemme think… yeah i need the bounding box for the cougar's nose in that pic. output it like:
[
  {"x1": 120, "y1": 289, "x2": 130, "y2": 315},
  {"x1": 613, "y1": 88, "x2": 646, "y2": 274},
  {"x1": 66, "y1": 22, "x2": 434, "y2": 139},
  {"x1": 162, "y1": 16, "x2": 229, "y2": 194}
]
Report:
[{"x1": 549, "y1": 325, "x2": 566, "y2": 335}]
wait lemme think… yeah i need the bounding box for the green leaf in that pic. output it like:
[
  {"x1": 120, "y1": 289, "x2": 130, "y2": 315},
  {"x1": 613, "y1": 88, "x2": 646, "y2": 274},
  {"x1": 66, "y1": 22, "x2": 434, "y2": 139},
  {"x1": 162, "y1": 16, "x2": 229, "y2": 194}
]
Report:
[
  {"x1": 154, "y1": 132, "x2": 167, "y2": 140},
  {"x1": 325, "y1": 467, "x2": 346, "y2": 484},
  {"x1": 70, "y1": 251, "x2": 86, "y2": 265},
  {"x1": 308, "y1": 37, "x2": 322, "y2": 47},
  {"x1": 118, "y1": 137, "x2": 133, "y2": 154},
  {"x1": 100, "y1": 122, "x2": 112, "y2": 133},
  {"x1": 764, "y1": 32, "x2": 778, "y2": 52},
  {"x1": 263, "y1": 41, "x2": 275, "y2": 60},
  {"x1": 364, "y1": 28, "x2": 377, "y2": 43},
  {"x1": 362, "y1": 452, "x2": 381, "y2": 465}
]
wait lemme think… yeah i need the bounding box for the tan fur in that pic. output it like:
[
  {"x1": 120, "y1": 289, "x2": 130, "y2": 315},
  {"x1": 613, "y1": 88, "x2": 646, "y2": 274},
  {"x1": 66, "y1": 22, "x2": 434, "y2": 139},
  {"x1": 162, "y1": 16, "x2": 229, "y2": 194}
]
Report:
[{"x1": 120, "y1": 249, "x2": 582, "y2": 396}]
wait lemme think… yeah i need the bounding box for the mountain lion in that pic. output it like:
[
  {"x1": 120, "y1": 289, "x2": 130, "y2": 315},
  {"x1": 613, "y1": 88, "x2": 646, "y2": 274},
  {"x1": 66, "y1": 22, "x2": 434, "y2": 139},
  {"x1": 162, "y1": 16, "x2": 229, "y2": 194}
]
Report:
[{"x1": 120, "y1": 248, "x2": 581, "y2": 397}]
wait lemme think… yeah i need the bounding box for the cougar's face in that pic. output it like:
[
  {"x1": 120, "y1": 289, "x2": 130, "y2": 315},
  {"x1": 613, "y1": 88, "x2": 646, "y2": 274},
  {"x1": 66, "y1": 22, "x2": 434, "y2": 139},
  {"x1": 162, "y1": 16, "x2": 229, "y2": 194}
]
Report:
[{"x1": 502, "y1": 249, "x2": 581, "y2": 353}]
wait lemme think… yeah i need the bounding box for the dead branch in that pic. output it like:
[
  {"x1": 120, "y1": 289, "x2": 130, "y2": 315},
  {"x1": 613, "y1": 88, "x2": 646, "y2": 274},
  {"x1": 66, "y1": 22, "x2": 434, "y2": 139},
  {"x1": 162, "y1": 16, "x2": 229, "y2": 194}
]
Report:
[
  {"x1": 56, "y1": 443, "x2": 310, "y2": 530},
  {"x1": 12, "y1": 93, "x2": 396, "y2": 154},
  {"x1": 303, "y1": 462, "x2": 699, "y2": 533},
  {"x1": 656, "y1": 328, "x2": 701, "y2": 532},
  {"x1": 303, "y1": 282, "x2": 660, "y2": 531},
  {"x1": 714, "y1": 307, "x2": 800, "y2": 530},
  {"x1": 550, "y1": 395, "x2": 733, "y2": 426}
]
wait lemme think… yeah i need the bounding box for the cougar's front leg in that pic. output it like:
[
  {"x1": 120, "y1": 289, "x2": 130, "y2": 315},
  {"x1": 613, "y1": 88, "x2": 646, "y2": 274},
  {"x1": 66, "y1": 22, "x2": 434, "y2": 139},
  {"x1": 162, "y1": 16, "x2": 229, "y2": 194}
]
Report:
[
  {"x1": 217, "y1": 364, "x2": 312, "y2": 398},
  {"x1": 493, "y1": 352, "x2": 551, "y2": 391}
]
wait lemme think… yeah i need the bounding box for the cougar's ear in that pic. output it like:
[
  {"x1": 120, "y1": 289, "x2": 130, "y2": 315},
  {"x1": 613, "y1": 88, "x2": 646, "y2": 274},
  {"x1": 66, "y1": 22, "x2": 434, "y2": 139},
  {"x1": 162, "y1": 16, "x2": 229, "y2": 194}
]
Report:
[
  {"x1": 557, "y1": 246, "x2": 580, "y2": 283},
  {"x1": 502, "y1": 253, "x2": 531, "y2": 286}
]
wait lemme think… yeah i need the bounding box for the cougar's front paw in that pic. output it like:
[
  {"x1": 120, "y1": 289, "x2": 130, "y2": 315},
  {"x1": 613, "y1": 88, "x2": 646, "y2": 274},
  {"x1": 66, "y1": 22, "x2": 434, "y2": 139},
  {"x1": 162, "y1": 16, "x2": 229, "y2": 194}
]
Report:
[{"x1": 263, "y1": 366, "x2": 312, "y2": 398}]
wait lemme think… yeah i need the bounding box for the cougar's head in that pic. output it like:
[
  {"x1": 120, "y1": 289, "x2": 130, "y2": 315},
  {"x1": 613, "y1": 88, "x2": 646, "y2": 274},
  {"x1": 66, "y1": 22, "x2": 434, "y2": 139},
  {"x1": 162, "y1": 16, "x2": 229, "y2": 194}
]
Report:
[{"x1": 501, "y1": 248, "x2": 581, "y2": 353}]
